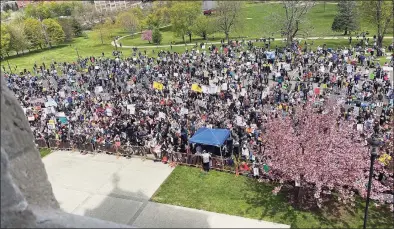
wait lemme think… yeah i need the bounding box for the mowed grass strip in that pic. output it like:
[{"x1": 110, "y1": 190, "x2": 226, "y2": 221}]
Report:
[
  {"x1": 39, "y1": 148, "x2": 51, "y2": 158},
  {"x1": 152, "y1": 166, "x2": 393, "y2": 228}
]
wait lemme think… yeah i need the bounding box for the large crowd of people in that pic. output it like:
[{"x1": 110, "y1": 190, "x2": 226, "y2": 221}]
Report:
[{"x1": 3, "y1": 38, "x2": 394, "y2": 165}]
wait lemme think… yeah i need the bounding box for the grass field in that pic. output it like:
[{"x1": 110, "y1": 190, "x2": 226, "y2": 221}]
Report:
[
  {"x1": 2, "y1": 2, "x2": 393, "y2": 72},
  {"x1": 39, "y1": 148, "x2": 51, "y2": 158},
  {"x1": 152, "y1": 166, "x2": 393, "y2": 229}
]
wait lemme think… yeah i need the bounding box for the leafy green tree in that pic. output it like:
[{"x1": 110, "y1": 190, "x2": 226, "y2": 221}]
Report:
[
  {"x1": 360, "y1": 0, "x2": 394, "y2": 48},
  {"x1": 1, "y1": 24, "x2": 11, "y2": 57},
  {"x1": 94, "y1": 19, "x2": 116, "y2": 45},
  {"x1": 71, "y1": 18, "x2": 83, "y2": 37},
  {"x1": 331, "y1": 0, "x2": 360, "y2": 35},
  {"x1": 57, "y1": 18, "x2": 74, "y2": 42},
  {"x1": 170, "y1": 2, "x2": 201, "y2": 43},
  {"x1": 42, "y1": 19, "x2": 66, "y2": 47},
  {"x1": 8, "y1": 22, "x2": 30, "y2": 55},
  {"x1": 24, "y1": 18, "x2": 46, "y2": 49},
  {"x1": 25, "y1": 2, "x2": 51, "y2": 20},
  {"x1": 152, "y1": 28, "x2": 162, "y2": 45},
  {"x1": 192, "y1": 15, "x2": 216, "y2": 40},
  {"x1": 1, "y1": 10, "x2": 12, "y2": 21}
]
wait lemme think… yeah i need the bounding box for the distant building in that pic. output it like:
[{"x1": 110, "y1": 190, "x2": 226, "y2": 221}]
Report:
[
  {"x1": 94, "y1": 0, "x2": 140, "y2": 12},
  {"x1": 1, "y1": 1, "x2": 18, "y2": 12},
  {"x1": 202, "y1": 0, "x2": 216, "y2": 15}
]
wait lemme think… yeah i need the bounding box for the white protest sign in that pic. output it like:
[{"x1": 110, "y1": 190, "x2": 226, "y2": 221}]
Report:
[
  {"x1": 180, "y1": 107, "x2": 189, "y2": 115},
  {"x1": 28, "y1": 116, "x2": 35, "y2": 121},
  {"x1": 240, "y1": 88, "x2": 247, "y2": 96},
  {"x1": 208, "y1": 85, "x2": 218, "y2": 94},
  {"x1": 236, "y1": 116, "x2": 243, "y2": 126},
  {"x1": 158, "y1": 74, "x2": 163, "y2": 78},
  {"x1": 174, "y1": 73, "x2": 179, "y2": 77},
  {"x1": 347, "y1": 65, "x2": 353, "y2": 73},
  {"x1": 158, "y1": 112, "x2": 166, "y2": 120},
  {"x1": 59, "y1": 91, "x2": 65, "y2": 98},
  {"x1": 221, "y1": 83, "x2": 228, "y2": 91},
  {"x1": 202, "y1": 85, "x2": 209, "y2": 94},
  {"x1": 47, "y1": 123, "x2": 55, "y2": 130},
  {"x1": 106, "y1": 108, "x2": 112, "y2": 117},
  {"x1": 95, "y1": 86, "x2": 103, "y2": 94}
]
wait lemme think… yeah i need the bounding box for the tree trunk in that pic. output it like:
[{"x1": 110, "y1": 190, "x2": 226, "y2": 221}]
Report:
[
  {"x1": 287, "y1": 34, "x2": 292, "y2": 46},
  {"x1": 182, "y1": 35, "x2": 185, "y2": 44},
  {"x1": 189, "y1": 33, "x2": 192, "y2": 43},
  {"x1": 203, "y1": 32, "x2": 207, "y2": 40},
  {"x1": 377, "y1": 35, "x2": 384, "y2": 49},
  {"x1": 344, "y1": 29, "x2": 348, "y2": 36},
  {"x1": 225, "y1": 32, "x2": 229, "y2": 44}
]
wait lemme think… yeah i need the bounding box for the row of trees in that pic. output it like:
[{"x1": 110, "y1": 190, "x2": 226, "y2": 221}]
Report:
[
  {"x1": 1, "y1": 18, "x2": 67, "y2": 57},
  {"x1": 0, "y1": 1, "x2": 88, "y2": 58},
  {"x1": 114, "y1": 1, "x2": 243, "y2": 45},
  {"x1": 277, "y1": 0, "x2": 393, "y2": 47}
]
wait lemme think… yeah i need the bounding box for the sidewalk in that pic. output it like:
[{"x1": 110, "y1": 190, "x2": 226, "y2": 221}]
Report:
[{"x1": 43, "y1": 151, "x2": 290, "y2": 228}]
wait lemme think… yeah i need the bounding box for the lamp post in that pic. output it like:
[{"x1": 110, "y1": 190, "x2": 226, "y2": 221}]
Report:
[{"x1": 363, "y1": 135, "x2": 381, "y2": 229}]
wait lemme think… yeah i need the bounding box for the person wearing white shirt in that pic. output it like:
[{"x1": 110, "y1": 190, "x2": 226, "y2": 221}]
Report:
[{"x1": 202, "y1": 150, "x2": 211, "y2": 172}]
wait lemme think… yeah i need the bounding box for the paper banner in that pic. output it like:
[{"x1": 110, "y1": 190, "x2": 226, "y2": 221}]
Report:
[
  {"x1": 208, "y1": 85, "x2": 218, "y2": 94},
  {"x1": 180, "y1": 107, "x2": 189, "y2": 115},
  {"x1": 158, "y1": 112, "x2": 166, "y2": 120},
  {"x1": 191, "y1": 84, "x2": 202, "y2": 93},
  {"x1": 221, "y1": 83, "x2": 228, "y2": 91},
  {"x1": 201, "y1": 85, "x2": 209, "y2": 94},
  {"x1": 153, "y1": 81, "x2": 164, "y2": 91},
  {"x1": 95, "y1": 86, "x2": 103, "y2": 94}
]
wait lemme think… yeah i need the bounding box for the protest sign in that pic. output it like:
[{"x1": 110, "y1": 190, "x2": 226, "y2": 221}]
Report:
[
  {"x1": 28, "y1": 116, "x2": 35, "y2": 121},
  {"x1": 47, "y1": 123, "x2": 55, "y2": 130},
  {"x1": 221, "y1": 83, "x2": 228, "y2": 91},
  {"x1": 208, "y1": 85, "x2": 218, "y2": 94},
  {"x1": 201, "y1": 85, "x2": 209, "y2": 94},
  {"x1": 153, "y1": 81, "x2": 164, "y2": 90},
  {"x1": 357, "y1": 124, "x2": 363, "y2": 132},
  {"x1": 314, "y1": 87, "x2": 320, "y2": 95},
  {"x1": 180, "y1": 107, "x2": 189, "y2": 115},
  {"x1": 191, "y1": 84, "x2": 202, "y2": 93},
  {"x1": 59, "y1": 91, "x2": 65, "y2": 98},
  {"x1": 159, "y1": 112, "x2": 166, "y2": 120}
]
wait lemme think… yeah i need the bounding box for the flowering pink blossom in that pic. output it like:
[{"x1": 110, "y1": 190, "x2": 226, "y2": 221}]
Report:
[
  {"x1": 260, "y1": 100, "x2": 392, "y2": 207},
  {"x1": 141, "y1": 30, "x2": 152, "y2": 42}
]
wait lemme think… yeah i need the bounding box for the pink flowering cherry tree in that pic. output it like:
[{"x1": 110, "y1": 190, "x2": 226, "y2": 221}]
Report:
[
  {"x1": 142, "y1": 30, "x2": 152, "y2": 44},
  {"x1": 261, "y1": 100, "x2": 392, "y2": 209}
]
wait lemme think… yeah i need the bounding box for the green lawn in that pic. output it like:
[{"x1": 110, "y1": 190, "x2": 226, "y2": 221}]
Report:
[
  {"x1": 152, "y1": 166, "x2": 393, "y2": 229},
  {"x1": 39, "y1": 148, "x2": 51, "y2": 158},
  {"x1": 2, "y1": 2, "x2": 393, "y2": 72}
]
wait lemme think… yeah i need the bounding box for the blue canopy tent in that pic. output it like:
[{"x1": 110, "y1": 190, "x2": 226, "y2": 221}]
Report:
[{"x1": 189, "y1": 128, "x2": 231, "y2": 169}]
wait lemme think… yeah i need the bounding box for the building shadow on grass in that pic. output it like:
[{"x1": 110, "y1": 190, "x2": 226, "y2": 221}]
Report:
[
  {"x1": 243, "y1": 178, "x2": 393, "y2": 228},
  {"x1": 82, "y1": 171, "x2": 211, "y2": 228}
]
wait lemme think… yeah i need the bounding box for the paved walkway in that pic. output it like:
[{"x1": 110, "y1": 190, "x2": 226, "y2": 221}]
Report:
[{"x1": 43, "y1": 151, "x2": 290, "y2": 228}]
